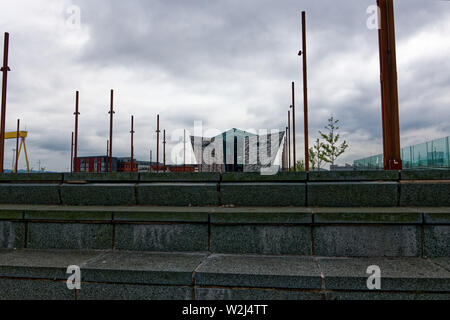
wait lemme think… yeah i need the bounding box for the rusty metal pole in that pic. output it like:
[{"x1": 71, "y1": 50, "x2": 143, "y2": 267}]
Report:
[
  {"x1": 130, "y1": 115, "x2": 135, "y2": 172},
  {"x1": 108, "y1": 90, "x2": 115, "y2": 172},
  {"x1": 14, "y1": 119, "x2": 19, "y2": 173},
  {"x1": 299, "y1": 11, "x2": 310, "y2": 172},
  {"x1": 0, "y1": 33, "x2": 11, "y2": 173},
  {"x1": 150, "y1": 150, "x2": 152, "y2": 173},
  {"x1": 377, "y1": 0, "x2": 402, "y2": 170},
  {"x1": 70, "y1": 132, "x2": 74, "y2": 173},
  {"x1": 288, "y1": 110, "x2": 291, "y2": 170},
  {"x1": 73, "y1": 91, "x2": 80, "y2": 172},
  {"x1": 156, "y1": 115, "x2": 160, "y2": 172},
  {"x1": 163, "y1": 129, "x2": 166, "y2": 172},
  {"x1": 291, "y1": 82, "x2": 297, "y2": 171}
]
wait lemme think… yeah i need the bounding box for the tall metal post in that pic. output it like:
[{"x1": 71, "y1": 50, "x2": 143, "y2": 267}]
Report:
[
  {"x1": 108, "y1": 90, "x2": 115, "y2": 172},
  {"x1": 150, "y1": 150, "x2": 152, "y2": 172},
  {"x1": 156, "y1": 115, "x2": 160, "y2": 172},
  {"x1": 0, "y1": 33, "x2": 11, "y2": 173},
  {"x1": 377, "y1": 0, "x2": 402, "y2": 170},
  {"x1": 73, "y1": 91, "x2": 80, "y2": 172},
  {"x1": 290, "y1": 82, "x2": 297, "y2": 171},
  {"x1": 299, "y1": 11, "x2": 310, "y2": 172},
  {"x1": 163, "y1": 130, "x2": 166, "y2": 172},
  {"x1": 288, "y1": 110, "x2": 291, "y2": 170},
  {"x1": 70, "y1": 132, "x2": 74, "y2": 173},
  {"x1": 130, "y1": 115, "x2": 135, "y2": 172},
  {"x1": 14, "y1": 119, "x2": 19, "y2": 173},
  {"x1": 184, "y1": 129, "x2": 186, "y2": 171}
]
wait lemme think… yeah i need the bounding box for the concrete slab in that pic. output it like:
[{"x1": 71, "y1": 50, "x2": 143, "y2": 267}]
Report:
[
  {"x1": 317, "y1": 257, "x2": 450, "y2": 292},
  {"x1": 401, "y1": 170, "x2": 450, "y2": 180},
  {"x1": 195, "y1": 287, "x2": 322, "y2": 300},
  {"x1": 424, "y1": 226, "x2": 450, "y2": 258},
  {"x1": 400, "y1": 182, "x2": 450, "y2": 207},
  {"x1": 210, "y1": 225, "x2": 311, "y2": 255},
  {"x1": 220, "y1": 183, "x2": 306, "y2": 207},
  {"x1": 308, "y1": 182, "x2": 398, "y2": 207},
  {"x1": 0, "y1": 173, "x2": 63, "y2": 182},
  {"x1": 313, "y1": 208, "x2": 422, "y2": 224},
  {"x1": 27, "y1": 222, "x2": 113, "y2": 250},
  {"x1": 422, "y1": 208, "x2": 450, "y2": 224},
  {"x1": 0, "y1": 184, "x2": 60, "y2": 205},
  {"x1": 60, "y1": 184, "x2": 136, "y2": 206},
  {"x1": 64, "y1": 172, "x2": 139, "y2": 183},
  {"x1": 114, "y1": 224, "x2": 209, "y2": 252},
  {"x1": 140, "y1": 172, "x2": 220, "y2": 182},
  {"x1": 210, "y1": 208, "x2": 312, "y2": 224},
  {"x1": 309, "y1": 171, "x2": 399, "y2": 181},
  {"x1": 113, "y1": 208, "x2": 209, "y2": 223},
  {"x1": 82, "y1": 251, "x2": 207, "y2": 286},
  {"x1": 222, "y1": 172, "x2": 307, "y2": 182},
  {"x1": 0, "y1": 222, "x2": 25, "y2": 249},
  {"x1": 78, "y1": 283, "x2": 192, "y2": 300},
  {"x1": 0, "y1": 249, "x2": 103, "y2": 280},
  {"x1": 0, "y1": 279, "x2": 74, "y2": 300},
  {"x1": 314, "y1": 226, "x2": 421, "y2": 257},
  {"x1": 195, "y1": 254, "x2": 322, "y2": 290},
  {"x1": 137, "y1": 183, "x2": 218, "y2": 206}
]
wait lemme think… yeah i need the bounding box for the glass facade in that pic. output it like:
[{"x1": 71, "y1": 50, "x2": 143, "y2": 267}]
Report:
[{"x1": 354, "y1": 136, "x2": 450, "y2": 170}]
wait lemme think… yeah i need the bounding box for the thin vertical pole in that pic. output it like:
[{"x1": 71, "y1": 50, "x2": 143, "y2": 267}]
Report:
[
  {"x1": 130, "y1": 115, "x2": 135, "y2": 172},
  {"x1": 14, "y1": 119, "x2": 19, "y2": 173},
  {"x1": 300, "y1": 11, "x2": 310, "y2": 172},
  {"x1": 0, "y1": 33, "x2": 11, "y2": 173},
  {"x1": 377, "y1": 0, "x2": 402, "y2": 170},
  {"x1": 163, "y1": 129, "x2": 166, "y2": 172},
  {"x1": 291, "y1": 82, "x2": 297, "y2": 171},
  {"x1": 156, "y1": 115, "x2": 160, "y2": 172},
  {"x1": 108, "y1": 90, "x2": 114, "y2": 172},
  {"x1": 106, "y1": 140, "x2": 109, "y2": 172},
  {"x1": 70, "y1": 132, "x2": 74, "y2": 173},
  {"x1": 184, "y1": 129, "x2": 186, "y2": 171},
  {"x1": 150, "y1": 150, "x2": 152, "y2": 172},
  {"x1": 73, "y1": 91, "x2": 80, "y2": 172},
  {"x1": 288, "y1": 110, "x2": 291, "y2": 170}
]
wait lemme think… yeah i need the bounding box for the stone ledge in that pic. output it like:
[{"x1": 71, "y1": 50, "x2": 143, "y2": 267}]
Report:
[
  {"x1": 140, "y1": 172, "x2": 220, "y2": 182},
  {"x1": 309, "y1": 171, "x2": 399, "y2": 181},
  {"x1": 0, "y1": 250, "x2": 449, "y2": 299},
  {"x1": 64, "y1": 173, "x2": 139, "y2": 183},
  {"x1": 0, "y1": 173, "x2": 63, "y2": 182},
  {"x1": 222, "y1": 172, "x2": 307, "y2": 182},
  {"x1": 0, "y1": 205, "x2": 449, "y2": 224}
]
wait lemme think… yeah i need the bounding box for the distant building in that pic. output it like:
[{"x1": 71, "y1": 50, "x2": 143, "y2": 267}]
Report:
[
  {"x1": 191, "y1": 128, "x2": 285, "y2": 173},
  {"x1": 330, "y1": 164, "x2": 356, "y2": 171},
  {"x1": 354, "y1": 136, "x2": 450, "y2": 170}
]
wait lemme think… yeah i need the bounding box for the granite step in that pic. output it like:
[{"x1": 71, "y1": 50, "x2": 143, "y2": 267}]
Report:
[
  {"x1": 0, "y1": 205, "x2": 449, "y2": 257},
  {"x1": 0, "y1": 249, "x2": 449, "y2": 300}
]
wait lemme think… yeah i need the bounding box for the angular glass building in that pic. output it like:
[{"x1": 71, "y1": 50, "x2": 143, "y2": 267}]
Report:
[
  {"x1": 190, "y1": 128, "x2": 285, "y2": 173},
  {"x1": 354, "y1": 136, "x2": 450, "y2": 170}
]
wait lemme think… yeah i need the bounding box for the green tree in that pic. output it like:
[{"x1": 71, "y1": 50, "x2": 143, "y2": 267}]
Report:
[
  {"x1": 309, "y1": 138, "x2": 326, "y2": 171},
  {"x1": 319, "y1": 116, "x2": 349, "y2": 166},
  {"x1": 290, "y1": 160, "x2": 305, "y2": 172}
]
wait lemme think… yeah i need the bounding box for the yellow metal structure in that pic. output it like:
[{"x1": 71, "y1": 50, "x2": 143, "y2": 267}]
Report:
[{"x1": 5, "y1": 131, "x2": 30, "y2": 173}]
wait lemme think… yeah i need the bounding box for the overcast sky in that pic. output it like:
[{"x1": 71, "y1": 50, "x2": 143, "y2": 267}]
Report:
[{"x1": 0, "y1": 0, "x2": 449, "y2": 171}]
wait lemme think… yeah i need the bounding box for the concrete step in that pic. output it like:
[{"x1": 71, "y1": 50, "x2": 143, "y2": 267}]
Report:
[
  {"x1": 0, "y1": 249, "x2": 449, "y2": 300},
  {"x1": 0, "y1": 205, "x2": 449, "y2": 257},
  {"x1": 0, "y1": 170, "x2": 449, "y2": 207}
]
